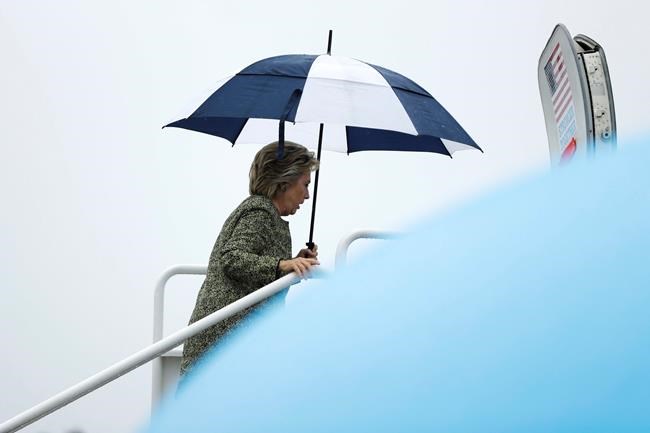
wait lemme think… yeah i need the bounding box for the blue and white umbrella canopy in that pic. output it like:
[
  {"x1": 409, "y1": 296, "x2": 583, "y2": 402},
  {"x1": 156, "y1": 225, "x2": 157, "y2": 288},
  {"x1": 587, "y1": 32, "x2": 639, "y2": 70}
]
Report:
[{"x1": 166, "y1": 54, "x2": 481, "y2": 155}]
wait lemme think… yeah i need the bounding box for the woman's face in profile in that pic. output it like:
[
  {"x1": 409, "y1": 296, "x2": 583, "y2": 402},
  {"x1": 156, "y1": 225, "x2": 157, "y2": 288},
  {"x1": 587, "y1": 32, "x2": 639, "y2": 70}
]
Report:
[{"x1": 277, "y1": 172, "x2": 311, "y2": 216}]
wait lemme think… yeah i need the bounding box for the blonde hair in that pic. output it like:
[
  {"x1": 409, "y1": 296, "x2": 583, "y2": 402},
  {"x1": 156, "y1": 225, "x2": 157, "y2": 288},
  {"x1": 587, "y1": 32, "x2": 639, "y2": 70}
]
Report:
[{"x1": 249, "y1": 141, "x2": 319, "y2": 199}]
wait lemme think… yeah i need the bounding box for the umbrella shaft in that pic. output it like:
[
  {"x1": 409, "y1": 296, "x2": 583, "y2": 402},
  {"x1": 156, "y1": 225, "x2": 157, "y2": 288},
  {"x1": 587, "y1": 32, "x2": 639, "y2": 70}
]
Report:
[
  {"x1": 307, "y1": 123, "x2": 324, "y2": 250},
  {"x1": 307, "y1": 29, "x2": 331, "y2": 250}
]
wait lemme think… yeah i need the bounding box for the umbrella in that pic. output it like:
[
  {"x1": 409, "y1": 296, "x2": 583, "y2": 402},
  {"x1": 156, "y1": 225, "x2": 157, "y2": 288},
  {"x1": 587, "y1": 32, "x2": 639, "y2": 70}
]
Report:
[
  {"x1": 165, "y1": 31, "x2": 482, "y2": 248},
  {"x1": 146, "y1": 138, "x2": 650, "y2": 432}
]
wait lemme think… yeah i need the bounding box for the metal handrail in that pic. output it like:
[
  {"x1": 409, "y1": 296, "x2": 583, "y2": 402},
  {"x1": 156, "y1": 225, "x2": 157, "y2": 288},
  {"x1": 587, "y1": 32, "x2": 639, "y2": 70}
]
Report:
[
  {"x1": 151, "y1": 231, "x2": 400, "y2": 405},
  {"x1": 0, "y1": 272, "x2": 301, "y2": 433},
  {"x1": 151, "y1": 264, "x2": 207, "y2": 409},
  {"x1": 335, "y1": 230, "x2": 400, "y2": 269}
]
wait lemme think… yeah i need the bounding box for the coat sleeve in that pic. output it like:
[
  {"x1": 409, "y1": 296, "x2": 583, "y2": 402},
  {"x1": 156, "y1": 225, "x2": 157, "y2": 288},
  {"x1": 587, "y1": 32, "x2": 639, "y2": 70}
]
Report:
[{"x1": 219, "y1": 208, "x2": 287, "y2": 287}]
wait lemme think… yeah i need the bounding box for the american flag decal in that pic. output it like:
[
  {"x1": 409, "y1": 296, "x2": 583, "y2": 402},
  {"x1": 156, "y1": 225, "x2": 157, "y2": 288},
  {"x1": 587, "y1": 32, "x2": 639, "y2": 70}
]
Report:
[
  {"x1": 546, "y1": 41, "x2": 577, "y2": 161},
  {"x1": 545, "y1": 42, "x2": 573, "y2": 123}
]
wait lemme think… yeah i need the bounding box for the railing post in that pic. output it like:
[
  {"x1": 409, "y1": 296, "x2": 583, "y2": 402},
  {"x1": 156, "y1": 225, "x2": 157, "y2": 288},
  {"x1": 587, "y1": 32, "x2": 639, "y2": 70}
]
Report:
[
  {"x1": 151, "y1": 265, "x2": 207, "y2": 410},
  {"x1": 335, "y1": 231, "x2": 400, "y2": 269}
]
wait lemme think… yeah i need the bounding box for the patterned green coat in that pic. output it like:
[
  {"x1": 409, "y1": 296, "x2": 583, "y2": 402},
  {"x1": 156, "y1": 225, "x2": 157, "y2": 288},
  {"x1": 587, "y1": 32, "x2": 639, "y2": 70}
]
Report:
[{"x1": 180, "y1": 195, "x2": 292, "y2": 374}]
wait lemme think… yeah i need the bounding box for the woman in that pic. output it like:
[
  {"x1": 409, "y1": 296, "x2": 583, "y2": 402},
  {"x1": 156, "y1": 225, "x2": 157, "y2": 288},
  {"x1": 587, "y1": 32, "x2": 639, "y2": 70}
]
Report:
[{"x1": 180, "y1": 140, "x2": 320, "y2": 375}]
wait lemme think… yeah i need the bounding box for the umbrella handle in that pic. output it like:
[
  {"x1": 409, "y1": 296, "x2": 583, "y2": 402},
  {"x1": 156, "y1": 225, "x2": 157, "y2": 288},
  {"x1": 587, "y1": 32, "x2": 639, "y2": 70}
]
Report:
[{"x1": 306, "y1": 242, "x2": 315, "y2": 250}]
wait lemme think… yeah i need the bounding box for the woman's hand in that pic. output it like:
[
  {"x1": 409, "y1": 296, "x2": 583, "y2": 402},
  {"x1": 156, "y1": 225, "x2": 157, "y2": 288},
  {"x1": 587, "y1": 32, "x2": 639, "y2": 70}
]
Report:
[
  {"x1": 297, "y1": 244, "x2": 318, "y2": 259},
  {"x1": 279, "y1": 257, "x2": 319, "y2": 278}
]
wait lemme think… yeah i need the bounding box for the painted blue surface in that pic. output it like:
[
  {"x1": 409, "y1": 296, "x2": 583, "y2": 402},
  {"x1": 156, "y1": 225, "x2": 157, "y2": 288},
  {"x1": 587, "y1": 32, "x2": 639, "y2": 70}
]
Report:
[{"x1": 146, "y1": 139, "x2": 650, "y2": 432}]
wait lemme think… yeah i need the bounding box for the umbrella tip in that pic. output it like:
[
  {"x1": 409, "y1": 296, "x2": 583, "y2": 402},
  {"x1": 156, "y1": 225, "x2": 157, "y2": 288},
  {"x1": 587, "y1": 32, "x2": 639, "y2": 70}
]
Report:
[{"x1": 327, "y1": 30, "x2": 333, "y2": 55}]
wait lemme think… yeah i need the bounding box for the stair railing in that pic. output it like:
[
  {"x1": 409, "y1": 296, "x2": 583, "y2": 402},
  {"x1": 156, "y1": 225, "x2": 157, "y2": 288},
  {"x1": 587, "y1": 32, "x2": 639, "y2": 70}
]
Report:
[{"x1": 0, "y1": 272, "x2": 302, "y2": 433}]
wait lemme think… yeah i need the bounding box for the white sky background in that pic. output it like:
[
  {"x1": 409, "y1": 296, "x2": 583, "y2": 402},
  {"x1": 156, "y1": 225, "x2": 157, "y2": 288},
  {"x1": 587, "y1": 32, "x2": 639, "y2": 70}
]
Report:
[{"x1": 1, "y1": 1, "x2": 648, "y2": 432}]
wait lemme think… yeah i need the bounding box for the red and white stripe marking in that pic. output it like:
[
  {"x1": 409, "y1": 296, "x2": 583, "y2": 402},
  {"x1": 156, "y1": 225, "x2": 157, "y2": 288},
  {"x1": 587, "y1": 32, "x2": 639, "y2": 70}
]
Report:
[{"x1": 548, "y1": 43, "x2": 573, "y2": 123}]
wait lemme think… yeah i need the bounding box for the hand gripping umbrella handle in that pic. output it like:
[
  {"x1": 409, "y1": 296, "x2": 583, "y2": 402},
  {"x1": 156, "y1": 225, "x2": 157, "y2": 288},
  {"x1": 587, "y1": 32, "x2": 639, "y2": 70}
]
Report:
[{"x1": 306, "y1": 121, "x2": 325, "y2": 253}]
